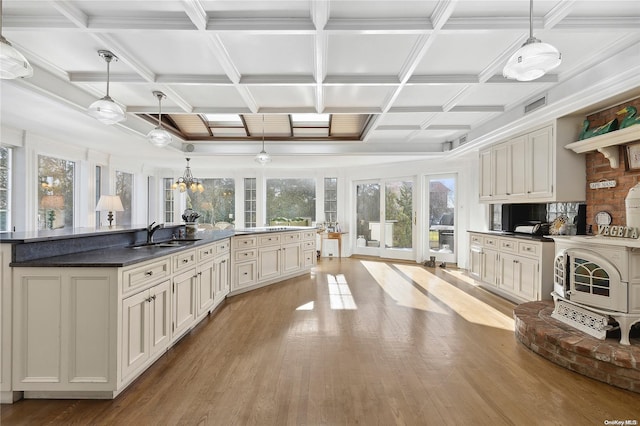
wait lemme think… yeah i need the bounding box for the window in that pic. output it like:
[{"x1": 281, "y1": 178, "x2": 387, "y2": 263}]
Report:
[
  {"x1": 116, "y1": 170, "x2": 133, "y2": 226},
  {"x1": 95, "y1": 165, "x2": 102, "y2": 228},
  {"x1": 187, "y1": 178, "x2": 235, "y2": 226},
  {"x1": 163, "y1": 178, "x2": 175, "y2": 223},
  {"x1": 244, "y1": 178, "x2": 256, "y2": 228},
  {"x1": 38, "y1": 155, "x2": 75, "y2": 229},
  {"x1": 0, "y1": 147, "x2": 11, "y2": 232},
  {"x1": 266, "y1": 178, "x2": 315, "y2": 225},
  {"x1": 324, "y1": 177, "x2": 337, "y2": 223}
]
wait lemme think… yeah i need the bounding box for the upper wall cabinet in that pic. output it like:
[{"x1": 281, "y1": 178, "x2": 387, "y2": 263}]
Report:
[{"x1": 479, "y1": 119, "x2": 586, "y2": 204}]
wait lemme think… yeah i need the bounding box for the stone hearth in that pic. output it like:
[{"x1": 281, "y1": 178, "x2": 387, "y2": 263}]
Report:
[{"x1": 514, "y1": 301, "x2": 640, "y2": 393}]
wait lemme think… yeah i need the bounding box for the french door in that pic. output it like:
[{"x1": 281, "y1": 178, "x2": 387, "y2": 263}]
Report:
[
  {"x1": 425, "y1": 174, "x2": 457, "y2": 264},
  {"x1": 354, "y1": 178, "x2": 414, "y2": 260}
]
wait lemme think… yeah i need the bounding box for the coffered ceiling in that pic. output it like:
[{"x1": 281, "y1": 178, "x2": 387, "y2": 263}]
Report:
[{"x1": 1, "y1": 0, "x2": 640, "y2": 169}]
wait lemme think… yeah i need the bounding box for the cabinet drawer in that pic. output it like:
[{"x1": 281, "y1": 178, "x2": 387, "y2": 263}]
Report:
[
  {"x1": 235, "y1": 248, "x2": 257, "y2": 262},
  {"x1": 197, "y1": 243, "x2": 217, "y2": 263},
  {"x1": 302, "y1": 240, "x2": 315, "y2": 250},
  {"x1": 499, "y1": 239, "x2": 518, "y2": 253},
  {"x1": 470, "y1": 234, "x2": 483, "y2": 245},
  {"x1": 302, "y1": 230, "x2": 316, "y2": 240},
  {"x1": 282, "y1": 232, "x2": 302, "y2": 243},
  {"x1": 483, "y1": 237, "x2": 498, "y2": 248},
  {"x1": 518, "y1": 242, "x2": 540, "y2": 257},
  {"x1": 258, "y1": 234, "x2": 281, "y2": 246},
  {"x1": 174, "y1": 249, "x2": 197, "y2": 272},
  {"x1": 214, "y1": 238, "x2": 230, "y2": 255},
  {"x1": 303, "y1": 250, "x2": 316, "y2": 267},
  {"x1": 122, "y1": 258, "x2": 171, "y2": 295},
  {"x1": 233, "y1": 236, "x2": 257, "y2": 250}
]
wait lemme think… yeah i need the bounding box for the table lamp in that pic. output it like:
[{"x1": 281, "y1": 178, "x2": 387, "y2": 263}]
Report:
[{"x1": 95, "y1": 195, "x2": 124, "y2": 227}]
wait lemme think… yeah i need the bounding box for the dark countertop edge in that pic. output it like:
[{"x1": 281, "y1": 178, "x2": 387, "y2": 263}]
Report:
[
  {"x1": 8, "y1": 227, "x2": 318, "y2": 268},
  {"x1": 467, "y1": 230, "x2": 554, "y2": 242},
  {"x1": 0, "y1": 224, "x2": 184, "y2": 243}
]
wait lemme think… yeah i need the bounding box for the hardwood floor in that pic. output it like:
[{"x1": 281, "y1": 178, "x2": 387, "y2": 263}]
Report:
[{"x1": 2, "y1": 258, "x2": 639, "y2": 425}]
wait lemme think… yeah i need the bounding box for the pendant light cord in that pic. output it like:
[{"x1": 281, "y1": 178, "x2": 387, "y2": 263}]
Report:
[
  {"x1": 262, "y1": 114, "x2": 265, "y2": 150},
  {"x1": 529, "y1": 0, "x2": 533, "y2": 39},
  {"x1": 157, "y1": 95, "x2": 162, "y2": 128}
]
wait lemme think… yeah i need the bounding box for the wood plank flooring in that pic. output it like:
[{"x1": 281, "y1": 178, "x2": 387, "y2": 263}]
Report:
[{"x1": 2, "y1": 258, "x2": 639, "y2": 425}]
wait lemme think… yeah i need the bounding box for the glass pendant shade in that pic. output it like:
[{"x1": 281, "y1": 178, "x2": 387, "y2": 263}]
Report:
[
  {"x1": 0, "y1": 36, "x2": 33, "y2": 79},
  {"x1": 503, "y1": 38, "x2": 561, "y2": 81},
  {"x1": 255, "y1": 150, "x2": 271, "y2": 165},
  {"x1": 88, "y1": 96, "x2": 126, "y2": 125},
  {"x1": 147, "y1": 91, "x2": 172, "y2": 147},
  {"x1": 88, "y1": 50, "x2": 126, "y2": 125}
]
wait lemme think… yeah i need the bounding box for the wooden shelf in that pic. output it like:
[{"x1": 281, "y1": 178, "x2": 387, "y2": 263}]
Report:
[{"x1": 565, "y1": 125, "x2": 640, "y2": 168}]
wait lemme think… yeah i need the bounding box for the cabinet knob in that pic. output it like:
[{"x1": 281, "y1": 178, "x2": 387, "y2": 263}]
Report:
[
  {"x1": 222, "y1": 260, "x2": 226, "y2": 263},
  {"x1": 243, "y1": 272, "x2": 248, "y2": 275},
  {"x1": 183, "y1": 259, "x2": 189, "y2": 263},
  {"x1": 145, "y1": 271, "x2": 153, "y2": 276}
]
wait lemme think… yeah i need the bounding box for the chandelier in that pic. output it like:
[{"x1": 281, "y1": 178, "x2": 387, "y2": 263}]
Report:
[{"x1": 172, "y1": 158, "x2": 204, "y2": 193}]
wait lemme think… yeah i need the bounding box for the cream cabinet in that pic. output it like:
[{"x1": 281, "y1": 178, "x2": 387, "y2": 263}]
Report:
[
  {"x1": 122, "y1": 279, "x2": 171, "y2": 382},
  {"x1": 214, "y1": 251, "x2": 230, "y2": 306},
  {"x1": 468, "y1": 232, "x2": 554, "y2": 303},
  {"x1": 478, "y1": 122, "x2": 584, "y2": 203},
  {"x1": 172, "y1": 267, "x2": 197, "y2": 341},
  {"x1": 230, "y1": 230, "x2": 315, "y2": 296}
]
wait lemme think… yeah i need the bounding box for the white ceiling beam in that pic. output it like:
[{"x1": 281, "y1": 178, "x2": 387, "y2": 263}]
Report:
[
  {"x1": 543, "y1": 0, "x2": 577, "y2": 30},
  {"x1": 324, "y1": 18, "x2": 432, "y2": 34},
  {"x1": 240, "y1": 75, "x2": 316, "y2": 86},
  {"x1": 407, "y1": 75, "x2": 478, "y2": 84},
  {"x1": 87, "y1": 16, "x2": 196, "y2": 31},
  {"x1": 324, "y1": 75, "x2": 400, "y2": 86},
  {"x1": 49, "y1": 0, "x2": 88, "y2": 28},
  {"x1": 207, "y1": 18, "x2": 315, "y2": 34},
  {"x1": 431, "y1": 0, "x2": 458, "y2": 31},
  {"x1": 182, "y1": 0, "x2": 208, "y2": 31},
  {"x1": 311, "y1": 0, "x2": 329, "y2": 113},
  {"x1": 484, "y1": 74, "x2": 558, "y2": 84}
]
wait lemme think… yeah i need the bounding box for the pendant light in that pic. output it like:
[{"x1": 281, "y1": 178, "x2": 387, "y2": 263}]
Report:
[
  {"x1": 171, "y1": 158, "x2": 204, "y2": 193},
  {"x1": 503, "y1": 0, "x2": 561, "y2": 81},
  {"x1": 0, "y1": 0, "x2": 33, "y2": 79},
  {"x1": 255, "y1": 114, "x2": 271, "y2": 165},
  {"x1": 87, "y1": 50, "x2": 126, "y2": 125},
  {"x1": 147, "y1": 91, "x2": 172, "y2": 147}
]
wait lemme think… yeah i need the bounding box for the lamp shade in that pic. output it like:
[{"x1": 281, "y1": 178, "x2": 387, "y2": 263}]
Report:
[
  {"x1": 503, "y1": 39, "x2": 562, "y2": 81},
  {"x1": 147, "y1": 127, "x2": 172, "y2": 147},
  {"x1": 95, "y1": 195, "x2": 124, "y2": 212},
  {"x1": 255, "y1": 150, "x2": 271, "y2": 165},
  {"x1": 0, "y1": 37, "x2": 33, "y2": 79},
  {"x1": 88, "y1": 96, "x2": 126, "y2": 125}
]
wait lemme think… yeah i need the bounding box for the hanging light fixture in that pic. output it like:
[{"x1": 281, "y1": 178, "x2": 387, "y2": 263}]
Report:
[
  {"x1": 87, "y1": 50, "x2": 126, "y2": 125},
  {"x1": 147, "y1": 91, "x2": 172, "y2": 147},
  {"x1": 503, "y1": 0, "x2": 561, "y2": 82},
  {"x1": 171, "y1": 158, "x2": 204, "y2": 193},
  {"x1": 255, "y1": 114, "x2": 271, "y2": 165},
  {"x1": 0, "y1": 0, "x2": 33, "y2": 79}
]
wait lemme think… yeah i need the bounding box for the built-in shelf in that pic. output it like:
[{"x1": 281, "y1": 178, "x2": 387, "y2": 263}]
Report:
[{"x1": 565, "y1": 125, "x2": 640, "y2": 168}]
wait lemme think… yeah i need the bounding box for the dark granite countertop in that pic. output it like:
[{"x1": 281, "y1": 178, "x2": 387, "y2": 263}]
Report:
[
  {"x1": 0, "y1": 224, "x2": 175, "y2": 243},
  {"x1": 8, "y1": 226, "x2": 317, "y2": 268},
  {"x1": 468, "y1": 230, "x2": 554, "y2": 242}
]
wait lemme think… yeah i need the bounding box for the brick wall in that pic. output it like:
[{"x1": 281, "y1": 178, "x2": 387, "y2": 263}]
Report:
[{"x1": 584, "y1": 98, "x2": 640, "y2": 229}]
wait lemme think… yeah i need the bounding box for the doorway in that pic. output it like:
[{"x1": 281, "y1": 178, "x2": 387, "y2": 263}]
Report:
[
  {"x1": 354, "y1": 178, "x2": 414, "y2": 260},
  {"x1": 425, "y1": 174, "x2": 457, "y2": 264}
]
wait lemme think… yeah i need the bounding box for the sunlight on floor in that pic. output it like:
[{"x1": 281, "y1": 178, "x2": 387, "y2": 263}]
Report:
[
  {"x1": 393, "y1": 263, "x2": 514, "y2": 331},
  {"x1": 327, "y1": 274, "x2": 357, "y2": 310},
  {"x1": 440, "y1": 268, "x2": 480, "y2": 287},
  {"x1": 296, "y1": 301, "x2": 315, "y2": 311},
  {"x1": 360, "y1": 260, "x2": 513, "y2": 331},
  {"x1": 360, "y1": 261, "x2": 448, "y2": 314}
]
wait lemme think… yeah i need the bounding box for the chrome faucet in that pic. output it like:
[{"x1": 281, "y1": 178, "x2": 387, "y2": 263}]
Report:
[{"x1": 147, "y1": 222, "x2": 164, "y2": 244}]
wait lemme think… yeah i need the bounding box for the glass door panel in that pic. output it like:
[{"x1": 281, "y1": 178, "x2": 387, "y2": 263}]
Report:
[
  {"x1": 426, "y1": 175, "x2": 456, "y2": 263},
  {"x1": 382, "y1": 180, "x2": 413, "y2": 259},
  {"x1": 355, "y1": 182, "x2": 380, "y2": 253}
]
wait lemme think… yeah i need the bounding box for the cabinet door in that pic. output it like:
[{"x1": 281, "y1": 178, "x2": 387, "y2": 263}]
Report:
[
  {"x1": 492, "y1": 143, "x2": 509, "y2": 200},
  {"x1": 215, "y1": 254, "x2": 230, "y2": 303},
  {"x1": 233, "y1": 261, "x2": 257, "y2": 290},
  {"x1": 172, "y1": 269, "x2": 196, "y2": 339},
  {"x1": 122, "y1": 289, "x2": 150, "y2": 381},
  {"x1": 469, "y1": 247, "x2": 483, "y2": 280},
  {"x1": 516, "y1": 257, "x2": 539, "y2": 300},
  {"x1": 508, "y1": 136, "x2": 527, "y2": 197},
  {"x1": 258, "y1": 245, "x2": 281, "y2": 282},
  {"x1": 197, "y1": 261, "x2": 215, "y2": 317},
  {"x1": 282, "y1": 243, "x2": 302, "y2": 274},
  {"x1": 149, "y1": 280, "x2": 171, "y2": 358},
  {"x1": 527, "y1": 127, "x2": 553, "y2": 198},
  {"x1": 481, "y1": 249, "x2": 499, "y2": 286},
  {"x1": 479, "y1": 149, "x2": 493, "y2": 201},
  {"x1": 499, "y1": 253, "x2": 518, "y2": 292}
]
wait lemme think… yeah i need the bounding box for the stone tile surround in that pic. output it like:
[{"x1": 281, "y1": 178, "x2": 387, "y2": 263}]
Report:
[{"x1": 514, "y1": 301, "x2": 640, "y2": 393}]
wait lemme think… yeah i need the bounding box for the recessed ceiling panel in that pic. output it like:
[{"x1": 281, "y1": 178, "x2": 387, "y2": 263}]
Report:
[
  {"x1": 250, "y1": 86, "x2": 316, "y2": 109},
  {"x1": 460, "y1": 84, "x2": 544, "y2": 108},
  {"x1": 201, "y1": 1, "x2": 310, "y2": 17},
  {"x1": 218, "y1": 34, "x2": 314, "y2": 75},
  {"x1": 393, "y1": 85, "x2": 468, "y2": 108},
  {"x1": 449, "y1": 1, "x2": 554, "y2": 18},
  {"x1": 327, "y1": 34, "x2": 420, "y2": 75},
  {"x1": 324, "y1": 86, "x2": 392, "y2": 109},
  {"x1": 379, "y1": 112, "x2": 434, "y2": 126},
  {"x1": 173, "y1": 86, "x2": 250, "y2": 109},
  {"x1": 329, "y1": 1, "x2": 435, "y2": 19}
]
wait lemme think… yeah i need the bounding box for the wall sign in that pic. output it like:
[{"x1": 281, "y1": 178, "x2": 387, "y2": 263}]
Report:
[
  {"x1": 589, "y1": 180, "x2": 616, "y2": 189},
  {"x1": 597, "y1": 224, "x2": 639, "y2": 239}
]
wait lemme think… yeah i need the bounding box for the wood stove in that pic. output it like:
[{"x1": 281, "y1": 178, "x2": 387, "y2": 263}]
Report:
[{"x1": 550, "y1": 236, "x2": 640, "y2": 345}]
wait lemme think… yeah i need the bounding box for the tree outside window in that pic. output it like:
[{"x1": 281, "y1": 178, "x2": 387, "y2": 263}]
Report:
[
  {"x1": 116, "y1": 171, "x2": 133, "y2": 226},
  {"x1": 0, "y1": 147, "x2": 10, "y2": 232},
  {"x1": 186, "y1": 178, "x2": 235, "y2": 226},
  {"x1": 266, "y1": 178, "x2": 315, "y2": 225},
  {"x1": 38, "y1": 155, "x2": 74, "y2": 229}
]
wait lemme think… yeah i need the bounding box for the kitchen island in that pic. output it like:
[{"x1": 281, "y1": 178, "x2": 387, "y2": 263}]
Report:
[{"x1": 0, "y1": 225, "x2": 316, "y2": 402}]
